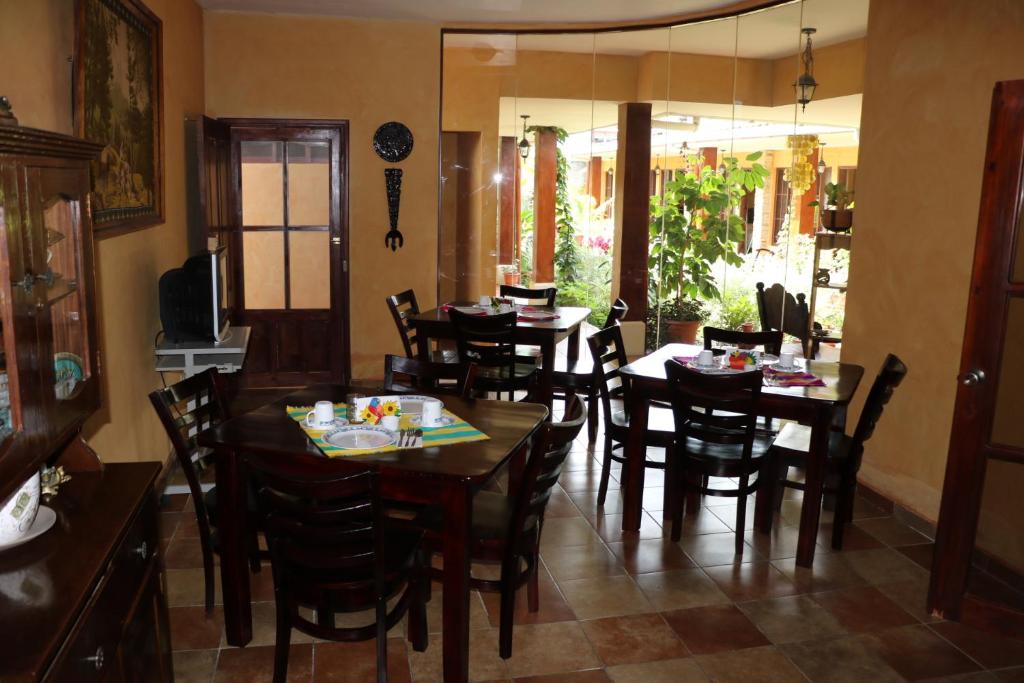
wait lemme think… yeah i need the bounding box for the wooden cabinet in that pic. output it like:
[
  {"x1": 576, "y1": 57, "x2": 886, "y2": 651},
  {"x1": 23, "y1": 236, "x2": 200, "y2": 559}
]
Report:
[{"x1": 0, "y1": 104, "x2": 102, "y2": 503}]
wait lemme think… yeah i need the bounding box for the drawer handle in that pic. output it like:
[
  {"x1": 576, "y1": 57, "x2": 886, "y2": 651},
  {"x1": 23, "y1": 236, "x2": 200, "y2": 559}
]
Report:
[
  {"x1": 83, "y1": 646, "x2": 105, "y2": 671},
  {"x1": 133, "y1": 541, "x2": 149, "y2": 561}
]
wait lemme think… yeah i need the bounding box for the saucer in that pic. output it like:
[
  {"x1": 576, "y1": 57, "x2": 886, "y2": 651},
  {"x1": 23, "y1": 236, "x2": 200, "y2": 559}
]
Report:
[{"x1": 305, "y1": 417, "x2": 349, "y2": 430}]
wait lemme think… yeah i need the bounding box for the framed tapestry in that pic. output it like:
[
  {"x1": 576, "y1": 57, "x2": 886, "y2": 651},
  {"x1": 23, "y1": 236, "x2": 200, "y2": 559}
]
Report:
[{"x1": 74, "y1": 0, "x2": 163, "y2": 236}]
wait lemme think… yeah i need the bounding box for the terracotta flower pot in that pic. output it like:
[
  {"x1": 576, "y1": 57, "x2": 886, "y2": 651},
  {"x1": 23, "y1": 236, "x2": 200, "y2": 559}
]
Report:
[
  {"x1": 822, "y1": 209, "x2": 853, "y2": 232},
  {"x1": 502, "y1": 271, "x2": 521, "y2": 285},
  {"x1": 664, "y1": 319, "x2": 701, "y2": 344}
]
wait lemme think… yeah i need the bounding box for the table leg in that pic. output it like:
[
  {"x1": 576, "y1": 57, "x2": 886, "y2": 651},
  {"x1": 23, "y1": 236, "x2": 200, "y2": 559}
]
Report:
[
  {"x1": 415, "y1": 329, "x2": 431, "y2": 361},
  {"x1": 796, "y1": 407, "x2": 832, "y2": 567},
  {"x1": 215, "y1": 447, "x2": 252, "y2": 646},
  {"x1": 442, "y1": 483, "x2": 472, "y2": 682},
  {"x1": 539, "y1": 336, "x2": 556, "y2": 410},
  {"x1": 567, "y1": 324, "x2": 581, "y2": 367},
  {"x1": 622, "y1": 389, "x2": 649, "y2": 531}
]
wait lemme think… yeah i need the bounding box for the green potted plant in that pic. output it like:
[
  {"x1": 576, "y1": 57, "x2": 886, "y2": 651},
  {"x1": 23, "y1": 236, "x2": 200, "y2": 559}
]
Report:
[
  {"x1": 809, "y1": 181, "x2": 854, "y2": 232},
  {"x1": 646, "y1": 296, "x2": 708, "y2": 346}
]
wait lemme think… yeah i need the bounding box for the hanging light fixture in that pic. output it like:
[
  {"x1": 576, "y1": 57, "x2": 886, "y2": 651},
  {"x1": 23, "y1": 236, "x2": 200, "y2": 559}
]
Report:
[
  {"x1": 817, "y1": 141, "x2": 827, "y2": 175},
  {"x1": 518, "y1": 115, "x2": 531, "y2": 160},
  {"x1": 793, "y1": 27, "x2": 818, "y2": 112}
]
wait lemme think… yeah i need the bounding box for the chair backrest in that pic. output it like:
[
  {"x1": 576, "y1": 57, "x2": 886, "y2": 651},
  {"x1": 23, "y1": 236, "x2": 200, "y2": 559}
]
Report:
[
  {"x1": 148, "y1": 368, "x2": 230, "y2": 513},
  {"x1": 244, "y1": 453, "x2": 384, "y2": 638},
  {"x1": 449, "y1": 309, "x2": 519, "y2": 377},
  {"x1": 664, "y1": 359, "x2": 763, "y2": 464},
  {"x1": 386, "y1": 289, "x2": 421, "y2": 358},
  {"x1": 756, "y1": 282, "x2": 810, "y2": 344},
  {"x1": 382, "y1": 354, "x2": 476, "y2": 398},
  {"x1": 601, "y1": 297, "x2": 629, "y2": 330},
  {"x1": 850, "y1": 354, "x2": 908, "y2": 457},
  {"x1": 499, "y1": 285, "x2": 556, "y2": 307},
  {"x1": 703, "y1": 326, "x2": 783, "y2": 356},
  {"x1": 507, "y1": 395, "x2": 587, "y2": 553},
  {"x1": 587, "y1": 324, "x2": 630, "y2": 427}
]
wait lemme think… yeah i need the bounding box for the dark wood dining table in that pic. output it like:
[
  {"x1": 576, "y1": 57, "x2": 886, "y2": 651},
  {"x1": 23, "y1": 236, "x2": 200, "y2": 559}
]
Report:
[
  {"x1": 618, "y1": 343, "x2": 864, "y2": 568},
  {"x1": 408, "y1": 304, "x2": 591, "y2": 410},
  {"x1": 197, "y1": 384, "x2": 549, "y2": 683}
]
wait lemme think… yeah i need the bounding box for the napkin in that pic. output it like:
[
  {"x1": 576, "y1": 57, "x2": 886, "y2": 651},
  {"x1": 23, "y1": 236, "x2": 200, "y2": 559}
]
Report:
[
  {"x1": 440, "y1": 303, "x2": 487, "y2": 316},
  {"x1": 764, "y1": 367, "x2": 826, "y2": 387}
]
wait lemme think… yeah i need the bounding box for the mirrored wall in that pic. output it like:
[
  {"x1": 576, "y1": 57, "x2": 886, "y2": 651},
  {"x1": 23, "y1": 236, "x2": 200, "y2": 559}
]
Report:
[{"x1": 440, "y1": 0, "x2": 867, "y2": 356}]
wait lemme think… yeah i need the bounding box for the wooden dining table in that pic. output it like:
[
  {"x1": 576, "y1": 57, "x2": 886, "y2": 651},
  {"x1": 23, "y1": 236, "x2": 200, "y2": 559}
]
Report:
[
  {"x1": 618, "y1": 343, "x2": 864, "y2": 568},
  {"x1": 408, "y1": 304, "x2": 591, "y2": 410},
  {"x1": 197, "y1": 384, "x2": 548, "y2": 683}
]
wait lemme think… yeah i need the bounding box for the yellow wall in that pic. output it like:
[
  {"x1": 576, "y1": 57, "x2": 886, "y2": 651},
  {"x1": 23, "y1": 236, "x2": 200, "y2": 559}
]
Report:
[
  {"x1": 204, "y1": 12, "x2": 441, "y2": 379},
  {"x1": 0, "y1": 0, "x2": 203, "y2": 463},
  {"x1": 844, "y1": 0, "x2": 1024, "y2": 571}
]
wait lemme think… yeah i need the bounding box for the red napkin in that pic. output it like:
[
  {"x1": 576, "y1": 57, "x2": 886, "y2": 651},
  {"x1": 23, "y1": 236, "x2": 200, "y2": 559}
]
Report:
[
  {"x1": 764, "y1": 367, "x2": 826, "y2": 387},
  {"x1": 672, "y1": 356, "x2": 697, "y2": 364},
  {"x1": 519, "y1": 313, "x2": 557, "y2": 321}
]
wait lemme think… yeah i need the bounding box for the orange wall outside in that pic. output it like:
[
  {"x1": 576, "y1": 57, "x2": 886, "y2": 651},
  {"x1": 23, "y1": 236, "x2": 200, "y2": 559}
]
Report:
[
  {"x1": 204, "y1": 12, "x2": 441, "y2": 380},
  {"x1": 844, "y1": 0, "x2": 1024, "y2": 571},
  {"x1": 0, "y1": 0, "x2": 203, "y2": 463}
]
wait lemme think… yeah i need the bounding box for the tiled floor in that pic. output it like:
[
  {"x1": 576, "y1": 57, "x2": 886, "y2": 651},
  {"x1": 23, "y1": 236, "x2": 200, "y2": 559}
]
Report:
[{"x1": 161, "y1": 414, "x2": 1024, "y2": 682}]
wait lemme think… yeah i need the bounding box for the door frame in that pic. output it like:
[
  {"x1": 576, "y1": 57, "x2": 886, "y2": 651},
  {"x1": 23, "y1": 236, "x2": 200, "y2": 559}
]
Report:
[
  {"x1": 223, "y1": 117, "x2": 351, "y2": 385},
  {"x1": 929, "y1": 80, "x2": 1024, "y2": 625}
]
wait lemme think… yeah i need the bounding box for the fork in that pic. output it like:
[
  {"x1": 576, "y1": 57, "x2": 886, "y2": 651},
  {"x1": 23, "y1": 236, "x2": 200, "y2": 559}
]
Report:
[{"x1": 398, "y1": 429, "x2": 409, "y2": 448}]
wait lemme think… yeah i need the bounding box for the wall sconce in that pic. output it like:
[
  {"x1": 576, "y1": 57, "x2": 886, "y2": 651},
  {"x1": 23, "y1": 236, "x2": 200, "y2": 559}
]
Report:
[
  {"x1": 518, "y1": 115, "x2": 531, "y2": 160},
  {"x1": 793, "y1": 27, "x2": 818, "y2": 112}
]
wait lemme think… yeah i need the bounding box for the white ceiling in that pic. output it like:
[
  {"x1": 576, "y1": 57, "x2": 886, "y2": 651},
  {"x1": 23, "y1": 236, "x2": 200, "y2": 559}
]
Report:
[
  {"x1": 445, "y1": 0, "x2": 868, "y2": 59},
  {"x1": 198, "y1": 0, "x2": 749, "y2": 24}
]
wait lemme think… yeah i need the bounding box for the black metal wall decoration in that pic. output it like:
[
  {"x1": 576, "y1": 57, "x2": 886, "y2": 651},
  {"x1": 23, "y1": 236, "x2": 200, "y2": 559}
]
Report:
[
  {"x1": 373, "y1": 122, "x2": 414, "y2": 163},
  {"x1": 384, "y1": 168, "x2": 404, "y2": 250}
]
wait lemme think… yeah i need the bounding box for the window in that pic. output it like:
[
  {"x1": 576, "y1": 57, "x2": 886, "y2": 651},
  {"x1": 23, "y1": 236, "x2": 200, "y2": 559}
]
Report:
[{"x1": 772, "y1": 168, "x2": 792, "y2": 244}]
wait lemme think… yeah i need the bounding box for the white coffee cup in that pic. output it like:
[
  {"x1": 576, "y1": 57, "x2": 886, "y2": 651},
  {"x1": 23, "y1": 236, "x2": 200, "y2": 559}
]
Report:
[
  {"x1": 306, "y1": 400, "x2": 335, "y2": 429},
  {"x1": 422, "y1": 399, "x2": 444, "y2": 427},
  {"x1": 381, "y1": 415, "x2": 400, "y2": 432},
  {"x1": 697, "y1": 349, "x2": 714, "y2": 367},
  {"x1": 479, "y1": 295, "x2": 491, "y2": 307},
  {"x1": 779, "y1": 352, "x2": 795, "y2": 368}
]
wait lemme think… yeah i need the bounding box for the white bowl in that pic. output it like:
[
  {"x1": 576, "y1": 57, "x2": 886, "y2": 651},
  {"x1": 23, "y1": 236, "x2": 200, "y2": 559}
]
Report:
[{"x1": 0, "y1": 472, "x2": 41, "y2": 545}]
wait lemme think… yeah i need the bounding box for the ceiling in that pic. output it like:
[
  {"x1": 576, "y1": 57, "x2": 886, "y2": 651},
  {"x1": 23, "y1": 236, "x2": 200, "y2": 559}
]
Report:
[
  {"x1": 198, "y1": 0, "x2": 754, "y2": 24},
  {"x1": 445, "y1": 0, "x2": 868, "y2": 60}
]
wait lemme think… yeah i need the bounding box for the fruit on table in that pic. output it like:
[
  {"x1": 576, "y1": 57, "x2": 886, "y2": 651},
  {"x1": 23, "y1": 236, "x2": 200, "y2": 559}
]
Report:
[{"x1": 729, "y1": 351, "x2": 756, "y2": 370}]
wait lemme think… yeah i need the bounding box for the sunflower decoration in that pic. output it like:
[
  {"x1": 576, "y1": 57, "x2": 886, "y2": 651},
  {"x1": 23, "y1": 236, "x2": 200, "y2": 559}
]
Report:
[{"x1": 381, "y1": 400, "x2": 401, "y2": 417}]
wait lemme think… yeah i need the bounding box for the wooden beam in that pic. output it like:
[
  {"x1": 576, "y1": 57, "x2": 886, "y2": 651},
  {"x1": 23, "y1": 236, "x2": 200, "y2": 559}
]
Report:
[
  {"x1": 613, "y1": 103, "x2": 652, "y2": 321},
  {"x1": 499, "y1": 136, "x2": 519, "y2": 265},
  {"x1": 533, "y1": 129, "x2": 557, "y2": 284}
]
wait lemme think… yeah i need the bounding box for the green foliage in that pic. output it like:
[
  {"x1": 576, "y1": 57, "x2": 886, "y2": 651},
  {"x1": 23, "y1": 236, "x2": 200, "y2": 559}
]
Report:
[
  {"x1": 707, "y1": 286, "x2": 760, "y2": 331},
  {"x1": 555, "y1": 244, "x2": 612, "y2": 327},
  {"x1": 518, "y1": 206, "x2": 534, "y2": 285},
  {"x1": 644, "y1": 297, "x2": 709, "y2": 351},
  {"x1": 648, "y1": 151, "x2": 770, "y2": 305},
  {"x1": 809, "y1": 181, "x2": 853, "y2": 210}
]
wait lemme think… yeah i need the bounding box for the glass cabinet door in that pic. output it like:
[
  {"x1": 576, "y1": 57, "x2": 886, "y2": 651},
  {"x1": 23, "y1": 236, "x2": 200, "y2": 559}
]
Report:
[{"x1": 0, "y1": 163, "x2": 29, "y2": 447}]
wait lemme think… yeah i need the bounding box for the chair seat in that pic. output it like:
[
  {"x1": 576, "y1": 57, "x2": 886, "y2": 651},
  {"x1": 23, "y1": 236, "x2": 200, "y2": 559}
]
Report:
[
  {"x1": 676, "y1": 432, "x2": 774, "y2": 463},
  {"x1": 609, "y1": 405, "x2": 676, "y2": 432},
  {"x1": 770, "y1": 422, "x2": 852, "y2": 462},
  {"x1": 430, "y1": 349, "x2": 460, "y2": 364},
  {"x1": 474, "y1": 363, "x2": 538, "y2": 382}
]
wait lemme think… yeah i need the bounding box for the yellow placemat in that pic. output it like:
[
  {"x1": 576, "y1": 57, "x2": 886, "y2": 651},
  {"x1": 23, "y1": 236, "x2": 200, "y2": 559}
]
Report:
[{"x1": 286, "y1": 403, "x2": 489, "y2": 457}]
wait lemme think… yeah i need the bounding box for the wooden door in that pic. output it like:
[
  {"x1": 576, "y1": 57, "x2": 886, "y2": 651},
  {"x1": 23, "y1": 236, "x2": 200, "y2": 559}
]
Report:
[
  {"x1": 929, "y1": 80, "x2": 1024, "y2": 627},
  {"x1": 229, "y1": 121, "x2": 349, "y2": 387}
]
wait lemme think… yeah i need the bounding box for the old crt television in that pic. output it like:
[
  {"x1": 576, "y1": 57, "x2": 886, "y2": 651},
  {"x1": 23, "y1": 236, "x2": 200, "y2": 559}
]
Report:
[{"x1": 159, "y1": 247, "x2": 230, "y2": 342}]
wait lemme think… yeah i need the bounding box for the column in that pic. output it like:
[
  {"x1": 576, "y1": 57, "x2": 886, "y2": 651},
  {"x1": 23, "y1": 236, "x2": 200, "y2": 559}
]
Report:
[{"x1": 611, "y1": 102, "x2": 652, "y2": 322}]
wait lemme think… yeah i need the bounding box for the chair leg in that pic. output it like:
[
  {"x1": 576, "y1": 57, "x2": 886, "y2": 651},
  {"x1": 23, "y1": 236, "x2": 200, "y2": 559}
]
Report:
[
  {"x1": 273, "y1": 590, "x2": 292, "y2": 683},
  {"x1": 670, "y1": 465, "x2": 687, "y2": 542},
  {"x1": 248, "y1": 529, "x2": 262, "y2": 574},
  {"x1": 597, "y1": 434, "x2": 614, "y2": 506},
  {"x1": 735, "y1": 477, "x2": 749, "y2": 556},
  {"x1": 587, "y1": 387, "x2": 599, "y2": 442},
  {"x1": 408, "y1": 577, "x2": 429, "y2": 652},
  {"x1": 754, "y1": 455, "x2": 776, "y2": 534},
  {"x1": 376, "y1": 597, "x2": 389, "y2": 683},
  {"x1": 832, "y1": 472, "x2": 857, "y2": 550},
  {"x1": 498, "y1": 580, "x2": 516, "y2": 659},
  {"x1": 527, "y1": 553, "x2": 540, "y2": 613}
]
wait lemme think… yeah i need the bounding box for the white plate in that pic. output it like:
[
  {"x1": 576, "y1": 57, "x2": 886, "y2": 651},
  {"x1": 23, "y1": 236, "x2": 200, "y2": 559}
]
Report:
[
  {"x1": 454, "y1": 306, "x2": 487, "y2": 315},
  {"x1": 685, "y1": 360, "x2": 760, "y2": 374},
  {"x1": 323, "y1": 426, "x2": 397, "y2": 450},
  {"x1": 518, "y1": 310, "x2": 556, "y2": 320},
  {"x1": 304, "y1": 417, "x2": 349, "y2": 430},
  {"x1": 399, "y1": 395, "x2": 443, "y2": 415},
  {"x1": 0, "y1": 506, "x2": 56, "y2": 553}
]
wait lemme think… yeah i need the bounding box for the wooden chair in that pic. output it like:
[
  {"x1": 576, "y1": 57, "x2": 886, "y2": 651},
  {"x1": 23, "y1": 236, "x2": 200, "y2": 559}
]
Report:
[
  {"x1": 387, "y1": 289, "x2": 458, "y2": 363},
  {"x1": 755, "y1": 282, "x2": 819, "y2": 358},
  {"x1": 449, "y1": 309, "x2": 537, "y2": 401},
  {"x1": 498, "y1": 284, "x2": 556, "y2": 307},
  {"x1": 767, "y1": 353, "x2": 907, "y2": 549},
  {"x1": 552, "y1": 298, "x2": 629, "y2": 442},
  {"x1": 382, "y1": 354, "x2": 476, "y2": 398},
  {"x1": 428, "y1": 395, "x2": 586, "y2": 658},
  {"x1": 149, "y1": 368, "x2": 262, "y2": 613},
  {"x1": 663, "y1": 359, "x2": 776, "y2": 554},
  {"x1": 703, "y1": 326, "x2": 783, "y2": 356},
  {"x1": 244, "y1": 454, "x2": 428, "y2": 683},
  {"x1": 588, "y1": 324, "x2": 676, "y2": 505}
]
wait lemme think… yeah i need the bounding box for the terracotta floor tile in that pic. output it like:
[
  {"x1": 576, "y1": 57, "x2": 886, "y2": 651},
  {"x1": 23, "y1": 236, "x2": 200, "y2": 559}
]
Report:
[
  {"x1": 737, "y1": 595, "x2": 847, "y2": 644},
  {"x1": 542, "y1": 542, "x2": 625, "y2": 581},
  {"x1": 930, "y1": 621, "x2": 1024, "y2": 669},
  {"x1": 504, "y1": 622, "x2": 602, "y2": 678},
  {"x1": 707, "y1": 503, "x2": 757, "y2": 532},
  {"x1": 539, "y1": 517, "x2": 603, "y2": 548},
  {"x1": 862, "y1": 624, "x2": 981, "y2": 681},
  {"x1": 662, "y1": 604, "x2": 770, "y2": 655},
  {"x1": 896, "y1": 542, "x2": 935, "y2": 570},
  {"x1": 164, "y1": 535, "x2": 211, "y2": 570},
  {"x1": 771, "y1": 553, "x2": 867, "y2": 594},
  {"x1": 171, "y1": 649, "x2": 219, "y2": 683},
  {"x1": 669, "y1": 506, "x2": 734, "y2": 536},
  {"x1": 162, "y1": 493, "x2": 190, "y2": 512},
  {"x1": 874, "y1": 577, "x2": 941, "y2": 624},
  {"x1": 169, "y1": 605, "x2": 225, "y2": 651},
  {"x1": 161, "y1": 511, "x2": 182, "y2": 539},
  {"x1": 995, "y1": 667, "x2": 1024, "y2": 682},
  {"x1": 607, "y1": 538, "x2": 696, "y2": 576},
  {"x1": 580, "y1": 613, "x2": 688, "y2": 666},
  {"x1": 480, "y1": 571, "x2": 576, "y2": 627},
  {"x1": 780, "y1": 635, "x2": 905, "y2": 682},
  {"x1": 745, "y1": 525, "x2": 808, "y2": 561},
  {"x1": 852, "y1": 494, "x2": 892, "y2": 520},
  {"x1": 694, "y1": 645, "x2": 806, "y2": 682},
  {"x1": 634, "y1": 568, "x2": 731, "y2": 611},
  {"x1": 407, "y1": 628, "x2": 508, "y2": 682},
  {"x1": 216, "y1": 644, "x2": 312, "y2": 682},
  {"x1": 641, "y1": 487, "x2": 667, "y2": 514},
  {"x1": 512, "y1": 670, "x2": 610, "y2": 682},
  {"x1": 842, "y1": 547, "x2": 931, "y2": 585},
  {"x1": 817, "y1": 523, "x2": 886, "y2": 551},
  {"x1": 313, "y1": 639, "x2": 410, "y2": 683},
  {"x1": 605, "y1": 657, "x2": 709, "y2": 682},
  {"x1": 542, "y1": 487, "x2": 582, "y2": 518},
  {"x1": 166, "y1": 567, "x2": 220, "y2": 608},
  {"x1": 424, "y1": 586, "x2": 492, "y2": 634},
  {"x1": 702, "y1": 562, "x2": 800, "y2": 603},
  {"x1": 810, "y1": 585, "x2": 918, "y2": 633},
  {"x1": 568, "y1": 490, "x2": 625, "y2": 518},
  {"x1": 247, "y1": 601, "x2": 315, "y2": 647},
  {"x1": 678, "y1": 532, "x2": 760, "y2": 567},
  {"x1": 854, "y1": 516, "x2": 932, "y2": 547},
  {"x1": 593, "y1": 512, "x2": 668, "y2": 544},
  {"x1": 558, "y1": 575, "x2": 653, "y2": 620},
  {"x1": 558, "y1": 470, "x2": 606, "y2": 493}
]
